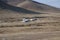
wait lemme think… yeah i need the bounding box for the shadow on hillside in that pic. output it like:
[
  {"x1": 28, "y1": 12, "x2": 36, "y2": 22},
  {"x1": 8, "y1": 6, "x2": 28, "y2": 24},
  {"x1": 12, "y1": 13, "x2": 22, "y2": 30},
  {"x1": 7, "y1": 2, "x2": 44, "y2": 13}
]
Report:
[{"x1": 0, "y1": 0, "x2": 45, "y2": 14}]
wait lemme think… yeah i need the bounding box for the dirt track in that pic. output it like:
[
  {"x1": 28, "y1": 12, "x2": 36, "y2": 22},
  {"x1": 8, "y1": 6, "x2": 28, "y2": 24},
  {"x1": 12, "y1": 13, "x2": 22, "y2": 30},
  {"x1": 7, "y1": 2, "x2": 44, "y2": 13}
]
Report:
[{"x1": 0, "y1": 31, "x2": 60, "y2": 40}]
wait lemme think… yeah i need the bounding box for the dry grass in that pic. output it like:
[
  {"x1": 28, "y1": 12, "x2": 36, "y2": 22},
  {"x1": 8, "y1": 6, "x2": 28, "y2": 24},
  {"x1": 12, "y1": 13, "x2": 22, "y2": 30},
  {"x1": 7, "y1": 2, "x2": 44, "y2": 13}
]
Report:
[{"x1": 0, "y1": 12, "x2": 60, "y2": 34}]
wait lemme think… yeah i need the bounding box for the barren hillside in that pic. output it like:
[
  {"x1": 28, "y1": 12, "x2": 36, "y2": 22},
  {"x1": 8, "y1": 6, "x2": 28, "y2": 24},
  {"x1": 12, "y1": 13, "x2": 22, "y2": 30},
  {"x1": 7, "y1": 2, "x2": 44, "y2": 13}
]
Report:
[
  {"x1": 2, "y1": 0, "x2": 60, "y2": 13},
  {"x1": 17, "y1": 0, "x2": 60, "y2": 13},
  {"x1": 1, "y1": 0, "x2": 25, "y2": 6}
]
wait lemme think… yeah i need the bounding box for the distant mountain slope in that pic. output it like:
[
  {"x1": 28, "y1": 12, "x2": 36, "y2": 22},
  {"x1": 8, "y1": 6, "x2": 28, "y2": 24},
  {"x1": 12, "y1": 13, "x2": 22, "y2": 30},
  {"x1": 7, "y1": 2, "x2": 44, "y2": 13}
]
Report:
[
  {"x1": 0, "y1": 0, "x2": 40, "y2": 14},
  {"x1": 1, "y1": 0, "x2": 25, "y2": 6},
  {"x1": 17, "y1": 0, "x2": 60, "y2": 13},
  {"x1": 1, "y1": 0, "x2": 60, "y2": 13}
]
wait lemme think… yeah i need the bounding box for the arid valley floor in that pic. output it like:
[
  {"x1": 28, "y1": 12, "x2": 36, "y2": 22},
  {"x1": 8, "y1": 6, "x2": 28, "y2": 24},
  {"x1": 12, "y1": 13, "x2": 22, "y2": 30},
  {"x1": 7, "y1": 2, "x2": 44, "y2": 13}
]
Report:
[{"x1": 0, "y1": 0, "x2": 60, "y2": 40}]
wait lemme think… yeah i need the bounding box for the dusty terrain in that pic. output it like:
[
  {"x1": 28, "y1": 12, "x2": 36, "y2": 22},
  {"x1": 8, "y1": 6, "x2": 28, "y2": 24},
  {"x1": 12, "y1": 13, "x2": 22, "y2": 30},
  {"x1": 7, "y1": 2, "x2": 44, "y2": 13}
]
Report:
[{"x1": 0, "y1": 0, "x2": 60, "y2": 40}]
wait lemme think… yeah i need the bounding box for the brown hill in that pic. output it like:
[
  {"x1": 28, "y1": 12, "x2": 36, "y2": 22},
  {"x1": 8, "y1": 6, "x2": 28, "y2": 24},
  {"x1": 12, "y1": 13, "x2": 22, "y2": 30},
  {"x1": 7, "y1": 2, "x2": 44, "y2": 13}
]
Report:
[
  {"x1": 17, "y1": 0, "x2": 60, "y2": 13},
  {"x1": 1, "y1": 0, "x2": 25, "y2": 6},
  {"x1": 1, "y1": 0, "x2": 60, "y2": 13}
]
